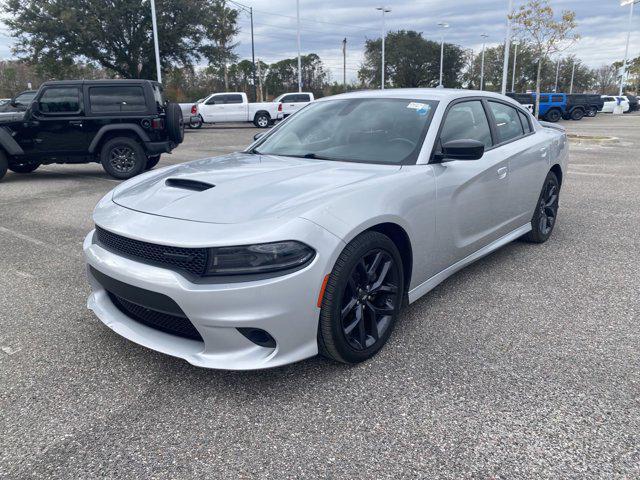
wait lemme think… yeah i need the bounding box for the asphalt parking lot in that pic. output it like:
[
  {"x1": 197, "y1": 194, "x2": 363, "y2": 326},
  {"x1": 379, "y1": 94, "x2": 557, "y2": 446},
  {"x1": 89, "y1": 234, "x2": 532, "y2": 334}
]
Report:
[{"x1": 1, "y1": 113, "x2": 639, "y2": 479}]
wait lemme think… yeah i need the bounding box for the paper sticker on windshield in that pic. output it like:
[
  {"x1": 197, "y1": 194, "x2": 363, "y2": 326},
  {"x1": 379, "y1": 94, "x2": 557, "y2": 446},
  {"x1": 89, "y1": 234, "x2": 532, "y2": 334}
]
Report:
[{"x1": 407, "y1": 102, "x2": 431, "y2": 116}]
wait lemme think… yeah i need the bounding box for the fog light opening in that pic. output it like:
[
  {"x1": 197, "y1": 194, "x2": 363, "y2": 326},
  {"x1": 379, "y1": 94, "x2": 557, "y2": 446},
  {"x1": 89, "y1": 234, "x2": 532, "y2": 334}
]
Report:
[{"x1": 237, "y1": 328, "x2": 276, "y2": 349}]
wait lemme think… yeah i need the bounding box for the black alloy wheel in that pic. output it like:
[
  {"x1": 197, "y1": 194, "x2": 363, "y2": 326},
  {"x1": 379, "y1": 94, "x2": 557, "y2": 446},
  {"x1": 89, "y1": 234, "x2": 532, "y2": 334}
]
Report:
[
  {"x1": 109, "y1": 146, "x2": 137, "y2": 174},
  {"x1": 100, "y1": 137, "x2": 146, "y2": 180},
  {"x1": 587, "y1": 106, "x2": 598, "y2": 117},
  {"x1": 521, "y1": 171, "x2": 560, "y2": 243},
  {"x1": 318, "y1": 231, "x2": 404, "y2": 364},
  {"x1": 545, "y1": 109, "x2": 561, "y2": 122},
  {"x1": 8, "y1": 162, "x2": 39, "y2": 174}
]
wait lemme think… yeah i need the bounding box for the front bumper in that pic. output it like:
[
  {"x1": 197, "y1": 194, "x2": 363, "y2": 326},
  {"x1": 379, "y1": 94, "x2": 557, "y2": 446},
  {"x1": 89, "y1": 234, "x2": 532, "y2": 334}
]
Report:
[{"x1": 84, "y1": 219, "x2": 343, "y2": 370}]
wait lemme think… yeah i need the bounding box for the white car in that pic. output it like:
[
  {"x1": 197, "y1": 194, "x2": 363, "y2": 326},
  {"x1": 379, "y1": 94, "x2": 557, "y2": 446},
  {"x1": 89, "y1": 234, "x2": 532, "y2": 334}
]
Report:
[
  {"x1": 84, "y1": 89, "x2": 568, "y2": 370},
  {"x1": 273, "y1": 92, "x2": 314, "y2": 117},
  {"x1": 192, "y1": 92, "x2": 282, "y2": 128},
  {"x1": 601, "y1": 95, "x2": 629, "y2": 113}
]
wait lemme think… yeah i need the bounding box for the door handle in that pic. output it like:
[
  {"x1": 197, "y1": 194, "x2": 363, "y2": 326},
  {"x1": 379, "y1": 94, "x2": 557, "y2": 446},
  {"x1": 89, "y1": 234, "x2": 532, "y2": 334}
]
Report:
[
  {"x1": 497, "y1": 167, "x2": 508, "y2": 179},
  {"x1": 540, "y1": 147, "x2": 548, "y2": 157},
  {"x1": 69, "y1": 120, "x2": 83, "y2": 127}
]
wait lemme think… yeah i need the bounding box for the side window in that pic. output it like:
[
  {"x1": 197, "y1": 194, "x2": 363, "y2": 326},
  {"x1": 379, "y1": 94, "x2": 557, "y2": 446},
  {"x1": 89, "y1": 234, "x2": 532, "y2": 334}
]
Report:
[
  {"x1": 89, "y1": 86, "x2": 146, "y2": 113},
  {"x1": 226, "y1": 94, "x2": 243, "y2": 104},
  {"x1": 206, "y1": 95, "x2": 224, "y2": 105},
  {"x1": 281, "y1": 95, "x2": 296, "y2": 103},
  {"x1": 38, "y1": 87, "x2": 81, "y2": 114},
  {"x1": 489, "y1": 101, "x2": 525, "y2": 143},
  {"x1": 539, "y1": 95, "x2": 550, "y2": 103},
  {"x1": 440, "y1": 100, "x2": 493, "y2": 149},
  {"x1": 518, "y1": 110, "x2": 532, "y2": 134},
  {"x1": 551, "y1": 95, "x2": 563, "y2": 103},
  {"x1": 296, "y1": 94, "x2": 311, "y2": 102}
]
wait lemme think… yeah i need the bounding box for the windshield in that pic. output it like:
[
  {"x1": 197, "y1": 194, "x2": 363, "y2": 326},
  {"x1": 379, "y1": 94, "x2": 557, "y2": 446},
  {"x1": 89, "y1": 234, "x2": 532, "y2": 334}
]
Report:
[
  {"x1": 15, "y1": 91, "x2": 36, "y2": 105},
  {"x1": 252, "y1": 98, "x2": 437, "y2": 164}
]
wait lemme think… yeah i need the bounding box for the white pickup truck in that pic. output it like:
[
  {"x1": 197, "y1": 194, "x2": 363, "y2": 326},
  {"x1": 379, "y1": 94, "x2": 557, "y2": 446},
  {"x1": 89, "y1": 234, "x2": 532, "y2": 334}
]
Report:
[
  {"x1": 273, "y1": 92, "x2": 315, "y2": 117},
  {"x1": 191, "y1": 92, "x2": 282, "y2": 128}
]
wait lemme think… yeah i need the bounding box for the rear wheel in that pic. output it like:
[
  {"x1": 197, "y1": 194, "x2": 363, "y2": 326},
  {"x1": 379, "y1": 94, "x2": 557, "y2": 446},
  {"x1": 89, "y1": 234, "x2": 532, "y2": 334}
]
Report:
[
  {"x1": 9, "y1": 162, "x2": 40, "y2": 174},
  {"x1": 545, "y1": 109, "x2": 561, "y2": 122},
  {"x1": 571, "y1": 108, "x2": 585, "y2": 121},
  {"x1": 100, "y1": 137, "x2": 147, "y2": 180},
  {"x1": 587, "y1": 106, "x2": 598, "y2": 117},
  {"x1": 254, "y1": 112, "x2": 270, "y2": 128},
  {"x1": 318, "y1": 231, "x2": 404, "y2": 364},
  {"x1": 146, "y1": 155, "x2": 161, "y2": 170},
  {"x1": 521, "y1": 171, "x2": 560, "y2": 244},
  {"x1": 189, "y1": 115, "x2": 203, "y2": 129},
  {"x1": 0, "y1": 150, "x2": 7, "y2": 181}
]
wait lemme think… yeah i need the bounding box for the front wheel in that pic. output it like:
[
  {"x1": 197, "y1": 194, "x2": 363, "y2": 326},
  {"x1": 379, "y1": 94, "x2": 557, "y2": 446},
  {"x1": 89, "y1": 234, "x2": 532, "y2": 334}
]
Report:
[
  {"x1": 521, "y1": 171, "x2": 560, "y2": 244},
  {"x1": 9, "y1": 162, "x2": 40, "y2": 174},
  {"x1": 571, "y1": 108, "x2": 585, "y2": 121},
  {"x1": 318, "y1": 231, "x2": 404, "y2": 364},
  {"x1": 100, "y1": 137, "x2": 147, "y2": 180}
]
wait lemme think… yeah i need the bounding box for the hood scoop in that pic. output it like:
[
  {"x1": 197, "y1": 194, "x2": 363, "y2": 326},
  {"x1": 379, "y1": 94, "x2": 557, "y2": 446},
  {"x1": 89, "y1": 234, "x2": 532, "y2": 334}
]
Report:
[{"x1": 165, "y1": 178, "x2": 215, "y2": 192}]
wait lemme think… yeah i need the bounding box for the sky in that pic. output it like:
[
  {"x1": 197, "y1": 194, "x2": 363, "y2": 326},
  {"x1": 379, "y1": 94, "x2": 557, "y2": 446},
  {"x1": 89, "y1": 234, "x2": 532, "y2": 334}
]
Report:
[{"x1": 0, "y1": 0, "x2": 638, "y2": 83}]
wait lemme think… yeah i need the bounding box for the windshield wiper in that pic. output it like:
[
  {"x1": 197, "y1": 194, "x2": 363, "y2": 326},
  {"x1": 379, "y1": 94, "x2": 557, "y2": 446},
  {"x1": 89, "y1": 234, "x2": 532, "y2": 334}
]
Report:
[{"x1": 301, "y1": 153, "x2": 338, "y2": 160}]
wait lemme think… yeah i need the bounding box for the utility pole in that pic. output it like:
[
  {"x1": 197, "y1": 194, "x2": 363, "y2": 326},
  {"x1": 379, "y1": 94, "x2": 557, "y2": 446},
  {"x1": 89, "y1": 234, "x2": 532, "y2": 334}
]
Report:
[
  {"x1": 480, "y1": 33, "x2": 488, "y2": 91},
  {"x1": 297, "y1": 0, "x2": 302, "y2": 92},
  {"x1": 376, "y1": 7, "x2": 391, "y2": 89},
  {"x1": 511, "y1": 40, "x2": 519, "y2": 92},
  {"x1": 150, "y1": 0, "x2": 162, "y2": 82},
  {"x1": 501, "y1": 0, "x2": 514, "y2": 95},
  {"x1": 570, "y1": 62, "x2": 576, "y2": 94},
  {"x1": 250, "y1": 7, "x2": 257, "y2": 102},
  {"x1": 619, "y1": 0, "x2": 637, "y2": 96},
  {"x1": 438, "y1": 22, "x2": 450, "y2": 87},
  {"x1": 342, "y1": 38, "x2": 347, "y2": 89}
]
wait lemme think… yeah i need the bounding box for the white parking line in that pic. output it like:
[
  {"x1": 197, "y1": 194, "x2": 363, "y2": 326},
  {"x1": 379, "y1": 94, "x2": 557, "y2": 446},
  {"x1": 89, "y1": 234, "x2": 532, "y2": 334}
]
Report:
[{"x1": 568, "y1": 170, "x2": 640, "y2": 179}]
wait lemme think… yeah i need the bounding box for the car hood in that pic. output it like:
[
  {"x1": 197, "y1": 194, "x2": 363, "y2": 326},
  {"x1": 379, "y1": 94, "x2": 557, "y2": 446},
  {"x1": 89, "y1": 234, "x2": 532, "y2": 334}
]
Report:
[{"x1": 112, "y1": 152, "x2": 401, "y2": 224}]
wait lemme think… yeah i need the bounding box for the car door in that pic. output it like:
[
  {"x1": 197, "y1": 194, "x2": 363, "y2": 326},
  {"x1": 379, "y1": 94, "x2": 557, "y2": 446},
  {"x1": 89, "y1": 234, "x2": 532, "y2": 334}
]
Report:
[
  {"x1": 430, "y1": 99, "x2": 511, "y2": 269},
  {"x1": 486, "y1": 100, "x2": 549, "y2": 229},
  {"x1": 199, "y1": 94, "x2": 226, "y2": 122},
  {"x1": 224, "y1": 94, "x2": 246, "y2": 122},
  {"x1": 279, "y1": 94, "x2": 298, "y2": 116},
  {"x1": 31, "y1": 85, "x2": 88, "y2": 156}
]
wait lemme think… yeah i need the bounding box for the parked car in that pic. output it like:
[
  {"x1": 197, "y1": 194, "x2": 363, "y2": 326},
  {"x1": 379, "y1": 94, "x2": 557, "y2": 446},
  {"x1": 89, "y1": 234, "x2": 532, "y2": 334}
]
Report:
[
  {"x1": 601, "y1": 96, "x2": 630, "y2": 113},
  {"x1": 273, "y1": 92, "x2": 314, "y2": 117},
  {"x1": 192, "y1": 92, "x2": 283, "y2": 128},
  {"x1": 84, "y1": 89, "x2": 568, "y2": 370},
  {"x1": 621, "y1": 94, "x2": 638, "y2": 112},
  {"x1": 566, "y1": 94, "x2": 604, "y2": 118},
  {"x1": 0, "y1": 80, "x2": 184, "y2": 182},
  {"x1": 0, "y1": 90, "x2": 37, "y2": 113},
  {"x1": 507, "y1": 92, "x2": 589, "y2": 122},
  {"x1": 179, "y1": 102, "x2": 203, "y2": 128},
  {"x1": 0, "y1": 98, "x2": 11, "y2": 107}
]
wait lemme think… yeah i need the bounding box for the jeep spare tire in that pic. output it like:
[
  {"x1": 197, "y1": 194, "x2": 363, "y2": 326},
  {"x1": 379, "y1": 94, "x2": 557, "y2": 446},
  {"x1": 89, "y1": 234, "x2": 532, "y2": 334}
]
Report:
[
  {"x1": 0, "y1": 150, "x2": 7, "y2": 181},
  {"x1": 165, "y1": 102, "x2": 184, "y2": 144}
]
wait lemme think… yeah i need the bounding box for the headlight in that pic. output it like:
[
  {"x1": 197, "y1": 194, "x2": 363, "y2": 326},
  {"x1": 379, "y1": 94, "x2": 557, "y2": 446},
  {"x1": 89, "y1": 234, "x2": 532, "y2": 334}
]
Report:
[{"x1": 205, "y1": 241, "x2": 315, "y2": 275}]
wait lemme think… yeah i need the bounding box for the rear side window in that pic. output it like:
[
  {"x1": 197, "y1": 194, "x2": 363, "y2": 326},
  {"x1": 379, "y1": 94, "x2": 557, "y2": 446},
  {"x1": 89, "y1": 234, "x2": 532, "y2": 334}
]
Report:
[
  {"x1": 89, "y1": 86, "x2": 146, "y2": 113},
  {"x1": 489, "y1": 101, "x2": 524, "y2": 143},
  {"x1": 518, "y1": 110, "x2": 532, "y2": 134},
  {"x1": 440, "y1": 100, "x2": 493, "y2": 149},
  {"x1": 38, "y1": 87, "x2": 81, "y2": 113},
  {"x1": 295, "y1": 94, "x2": 311, "y2": 102},
  {"x1": 225, "y1": 94, "x2": 243, "y2": 104},
  {"x1": 551, "y1": 95, "x2": 563, "y2": 103}
]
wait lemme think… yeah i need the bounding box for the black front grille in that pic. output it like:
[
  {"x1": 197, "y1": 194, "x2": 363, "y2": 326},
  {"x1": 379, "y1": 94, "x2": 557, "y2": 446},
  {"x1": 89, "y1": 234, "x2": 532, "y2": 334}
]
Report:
[
  {"x1": 96, "y1": 226, "x2": 208, "y2": 276},
  {"x1": 109, "y1": 293, "x2": 203, "y2": 342}
]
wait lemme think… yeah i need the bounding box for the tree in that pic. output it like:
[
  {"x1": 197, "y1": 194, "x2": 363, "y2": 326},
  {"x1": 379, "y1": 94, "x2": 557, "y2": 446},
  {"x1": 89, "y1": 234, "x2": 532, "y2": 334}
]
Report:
[
  {"x1": 358, "y1": 30, "x2": 465, "y2": 88},
  {"x1": 265, "y1": 54, "x2": 327, "y2": 98},
  {"x1": 3, "y1": 0, "x2": 238, "y2": 80},
  {"x1": 510, "y1": 0, "x2": 579, "y2": 116},
  {"x1": 592, "y1": 64, "x2": 618, "y2": 95}
]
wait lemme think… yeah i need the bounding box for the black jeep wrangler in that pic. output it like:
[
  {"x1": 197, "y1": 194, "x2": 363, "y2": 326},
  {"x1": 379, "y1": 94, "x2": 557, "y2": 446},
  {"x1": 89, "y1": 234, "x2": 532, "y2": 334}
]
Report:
[{"x1": 0, "y1": 80, "x2": 184, "y2": 182}]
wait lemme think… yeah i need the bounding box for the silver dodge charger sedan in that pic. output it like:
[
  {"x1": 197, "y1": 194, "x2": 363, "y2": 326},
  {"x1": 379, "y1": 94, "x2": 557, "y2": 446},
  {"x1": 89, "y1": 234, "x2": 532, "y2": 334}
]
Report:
[{"x1": 84, "y1": 89, "x2": 568, "y2": 370}]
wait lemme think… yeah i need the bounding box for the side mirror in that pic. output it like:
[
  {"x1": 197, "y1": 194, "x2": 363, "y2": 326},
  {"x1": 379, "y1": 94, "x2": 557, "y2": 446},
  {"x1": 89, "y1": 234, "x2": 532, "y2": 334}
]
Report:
[
  {"x1": 437, "y1": 139, "x2": 485, "y2": 162},
  {"x1": 253, "y1": 132, "x2": 265, "y2": 141}
]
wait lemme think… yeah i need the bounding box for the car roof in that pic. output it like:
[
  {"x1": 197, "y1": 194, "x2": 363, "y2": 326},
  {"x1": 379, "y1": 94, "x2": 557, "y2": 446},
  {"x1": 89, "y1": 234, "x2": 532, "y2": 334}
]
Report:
[
  {"x1": 40, "y1": 79, "x2": 161, "y2": 87},
  {"x1": 317, "y1": 88, "x2": 523, "y2": 106}
]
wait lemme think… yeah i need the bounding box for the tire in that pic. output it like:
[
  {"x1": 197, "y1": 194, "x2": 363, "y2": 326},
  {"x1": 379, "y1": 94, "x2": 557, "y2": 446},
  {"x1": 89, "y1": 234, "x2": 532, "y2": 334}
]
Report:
[
  {"x1": 521, "y1": 170, "x2": 560, "y2": 244},
  {"x1": 100, "y1": 137, "x2": 147, "y2": 180},
  {"x1": 146, "y1": 155, "x2": 161, "y2": 170},
  {"x1": 571, "y1": 108, "x2": 585, "y2": 121},
  {"x1": 318, "y1": 231, "x2": 405, "y2": 364},
  {"x1": 165, "y1": 102, "x2": 185, "y2": 143},
  {"x1": 189, "y1": 115, "x2": 203, "y2": 129},
  {"x1": 254, "y1": 112, "x2": 270, "y2": 128},
  {"x1": 0, "y1": 150, "x2": 7, "y2": 181},
  {"x1": 9, "y1": 162, "x2": 40, "y2": 174},
  {"x1": 545, "y1": 109, "x2": 561, "y2": 122},
  {"x1": 587, "y1": 106, "x2": 598, "y2": 117}
]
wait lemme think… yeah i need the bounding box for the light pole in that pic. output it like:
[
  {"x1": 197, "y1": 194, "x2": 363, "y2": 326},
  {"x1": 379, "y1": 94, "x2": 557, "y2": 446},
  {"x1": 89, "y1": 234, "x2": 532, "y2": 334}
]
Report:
[
  {"x1": 376, "y1": 7, "x2": 391, "y2": 89},
  {"x1": 297, "y1": 0, "x2": 302, "y2": 92},
  {"x1": 480, "y1": 34, "x2": 489, "y2": 91},
  {"x1": 511, "y1": 40, "x2": 520, "y2": 92},
  {"x1": 501, "y1": 0, "x2": 514, "y2": 95},
  {"x1": 554, "y1": 58, "x2": 561, "y2": 93},
  {"x1": 619, "y1": 0, "x2": 638, "y2": 96},
  {"x1": 438, "y1": 22, "x2": 450, "y2": 87},
  {"x1": 228, "y1": 1, "x2": 258, "y2": 101},
  {"x1": 150, "y1": 0, "x2": 162, "y2": 82}
]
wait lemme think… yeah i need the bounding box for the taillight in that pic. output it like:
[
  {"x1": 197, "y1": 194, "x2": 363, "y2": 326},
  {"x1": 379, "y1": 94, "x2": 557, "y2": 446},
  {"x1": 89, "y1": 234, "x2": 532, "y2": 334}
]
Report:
[
  {"x1": 191, "y1": 104, "x2": 197, "y2": 115},
  {"x1": 278, "y1": 103, "x2": 283, "y2": 112},
  {"x1": 151, "y1": 118, "x2": 164, "y2": 130}
]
